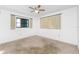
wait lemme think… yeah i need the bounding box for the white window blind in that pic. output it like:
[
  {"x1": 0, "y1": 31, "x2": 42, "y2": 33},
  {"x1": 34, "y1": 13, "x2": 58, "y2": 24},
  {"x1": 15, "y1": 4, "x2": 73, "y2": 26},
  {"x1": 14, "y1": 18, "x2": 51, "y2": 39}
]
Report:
[{"x1": 40, "y1": 14, "x2": 61, "y2": 29}]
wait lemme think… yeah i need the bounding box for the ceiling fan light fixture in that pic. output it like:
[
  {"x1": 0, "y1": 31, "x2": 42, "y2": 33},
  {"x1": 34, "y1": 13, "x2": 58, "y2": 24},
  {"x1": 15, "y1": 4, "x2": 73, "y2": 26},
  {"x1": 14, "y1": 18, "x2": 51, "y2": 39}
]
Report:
[{"x1": 35, "y1": 10, "x2": 39, "y2": 13}]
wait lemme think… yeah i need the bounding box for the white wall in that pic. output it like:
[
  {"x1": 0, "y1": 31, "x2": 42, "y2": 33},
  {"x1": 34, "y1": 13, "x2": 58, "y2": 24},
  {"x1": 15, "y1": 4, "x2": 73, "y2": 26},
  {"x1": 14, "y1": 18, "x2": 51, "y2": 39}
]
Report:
[
  {"x1": 0, "y1": 7, "x2": 78, "y2": 46},
  {"x1": 36, "y1": 7, "x2": 78, "y2": 45},
  {"x1": 0, "y1": 9, "x2": 35, "y2": 44},
  {"x1": 59, "y1": 7, "x2": 78, "y2": 45},
  {"x1": 77, "y1": 6, "x2": 79, "y2": 47}
]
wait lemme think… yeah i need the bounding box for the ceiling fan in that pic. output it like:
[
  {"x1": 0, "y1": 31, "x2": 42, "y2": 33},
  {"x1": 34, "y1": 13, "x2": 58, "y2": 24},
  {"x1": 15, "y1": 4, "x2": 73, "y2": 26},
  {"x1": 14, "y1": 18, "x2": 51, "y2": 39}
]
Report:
[{"x1": 29, "y1": 5, "x2": 45, "y2": 14}]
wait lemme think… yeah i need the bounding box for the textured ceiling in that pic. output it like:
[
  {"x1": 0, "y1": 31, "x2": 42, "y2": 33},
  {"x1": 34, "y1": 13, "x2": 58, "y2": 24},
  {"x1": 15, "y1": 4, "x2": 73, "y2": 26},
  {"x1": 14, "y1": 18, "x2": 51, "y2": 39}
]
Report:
[{"x1": 0, "y1": 5, "x2": 77, "y2": 17}]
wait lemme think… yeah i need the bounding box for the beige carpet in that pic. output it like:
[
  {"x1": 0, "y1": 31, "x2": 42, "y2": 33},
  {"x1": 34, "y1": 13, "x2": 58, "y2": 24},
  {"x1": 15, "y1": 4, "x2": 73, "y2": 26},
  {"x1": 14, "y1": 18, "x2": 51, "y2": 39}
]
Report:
[{"x1": 0, "y1": 35, "x2": 78, "y2": 54}]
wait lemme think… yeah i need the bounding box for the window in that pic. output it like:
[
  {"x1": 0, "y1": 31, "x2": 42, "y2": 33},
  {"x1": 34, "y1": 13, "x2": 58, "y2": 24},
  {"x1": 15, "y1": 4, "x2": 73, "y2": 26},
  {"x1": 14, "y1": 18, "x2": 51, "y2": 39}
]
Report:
[
  {"x1": 16, "y1": 17, "x2": 29, "y2": 28},
  {"x1": 40, "y1": 14, "x2": 61, "y2": 29},
  {"x1": 16, "y1": 18, "x2": 21, "y2": 28},
  {"x1": 11, "y1": 14, "x2": 32, "y2": 29}
]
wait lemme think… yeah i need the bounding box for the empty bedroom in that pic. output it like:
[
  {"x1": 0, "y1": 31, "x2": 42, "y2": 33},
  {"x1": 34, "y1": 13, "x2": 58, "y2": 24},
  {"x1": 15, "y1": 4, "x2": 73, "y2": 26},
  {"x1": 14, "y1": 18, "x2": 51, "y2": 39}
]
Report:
[{"x1": 0, "y1": 5, "x2": 79, "y2": 54}]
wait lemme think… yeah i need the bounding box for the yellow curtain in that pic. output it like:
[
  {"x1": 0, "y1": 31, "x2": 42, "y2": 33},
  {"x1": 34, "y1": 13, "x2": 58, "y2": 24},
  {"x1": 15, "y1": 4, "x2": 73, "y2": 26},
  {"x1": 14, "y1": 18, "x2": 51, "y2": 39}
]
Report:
[
  {"x1": 11, "y1": 14, "x2": 16, "y2": 29},
  {"x1": 29, "y1": 18, "x2": 32, "y2": 28},
  {"x1": 40, "y1": 14, "x2": 61, "y2": 29}
]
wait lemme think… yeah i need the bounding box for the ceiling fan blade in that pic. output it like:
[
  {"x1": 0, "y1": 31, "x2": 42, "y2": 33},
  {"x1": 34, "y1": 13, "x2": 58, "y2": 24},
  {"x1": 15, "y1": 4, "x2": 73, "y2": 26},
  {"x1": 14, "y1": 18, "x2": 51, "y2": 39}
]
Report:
[
  {"x1": 39, "y1": 9, "x2": 45, "y2": 11},
  {"x1": 31, "y1": 11, "x2": 34, "y2": 12},
  {"x1": 38, "y1": 5, "x2": 41, "y2": 8},
  {"x1": 29, "y1": 7, "x2": 34, "y2": 9}
]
